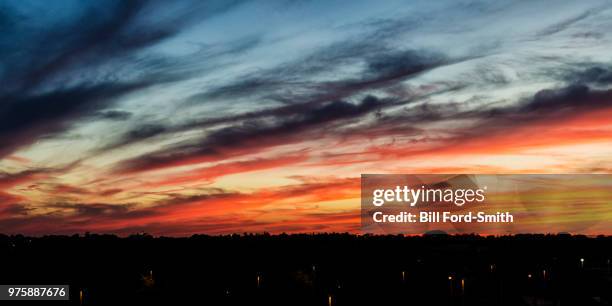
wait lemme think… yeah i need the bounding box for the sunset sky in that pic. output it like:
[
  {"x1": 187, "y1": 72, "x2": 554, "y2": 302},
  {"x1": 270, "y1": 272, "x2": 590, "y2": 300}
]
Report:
[{"x1": 1, "y1": 0, "x2": 612, "y2": 235}]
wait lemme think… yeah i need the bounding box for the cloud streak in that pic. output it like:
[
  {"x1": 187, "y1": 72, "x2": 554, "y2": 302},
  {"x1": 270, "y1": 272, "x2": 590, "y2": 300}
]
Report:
[{"x1": 2, "y1": 1, "x2": 612, "y2": 235}]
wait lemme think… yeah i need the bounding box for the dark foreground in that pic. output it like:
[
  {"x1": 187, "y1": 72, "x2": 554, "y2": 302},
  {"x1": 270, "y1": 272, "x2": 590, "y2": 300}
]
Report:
[{"x1": 0, "y1": 234, "x2": 611, "y2": 305}]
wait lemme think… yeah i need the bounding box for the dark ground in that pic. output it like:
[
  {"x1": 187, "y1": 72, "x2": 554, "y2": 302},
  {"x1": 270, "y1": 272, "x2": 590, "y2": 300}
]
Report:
[{"x1": 0, "y1": 233, "x2": 611, "y2": 305}]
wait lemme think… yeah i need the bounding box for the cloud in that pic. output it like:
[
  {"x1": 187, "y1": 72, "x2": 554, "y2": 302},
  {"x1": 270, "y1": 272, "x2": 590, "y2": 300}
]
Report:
[
  {"x1": 140, "y1": 153, "x2": 309, "y2": 187},
  {"x1": 108, "y1": 64, "x2": 612, "y2": 175},
  {"x1": 0, "y1": 0, "x2": 246, "y2": 158},
  {"x1": 3, "y1": 1, "x2": 612, "y2": 236},
  {"x1": 95, "y1": 29, "x2": 477, "y2": 158},
  {"x1": 0, "y1": 163, "x2": 84, "y2": 206},
  {"x1": 534, "y1": 9, "x2": 594, "y2": 37},
  {"x1": 49, "y1": 202, "x2": 133, "y2": 217},
  {"x1": 569, "y1": 66, "x2": 612, "y2": 86},
  {"x1": 189, "y1": 46, "x2": 449, "y2": 106},
  {"x1": 0, "y1": 169, "x2": 51, "y2": 189},
  {"x1": 0, "y1": 82, "x2": 151, "y2": 158},
  {"x1": 90, "y1": 5, "x2": 498, "y2": 162},
  {"x1": 94, "y1": 110, "x2": 133, "y2": 121},
  {"x1": 1, "y1": 0, "x2": 241, "y2": 91},
  {"x1": 0, "y1": 176, "x2": 359, "y2": 235},
  {"x1": 347, "y1": 81, "x2": 612, "y2": 161},
  {"x1": 460, "y1": 83, "x2": 612, "y2": 133},
  {"x1": 113, "y1": 95, "x2": 394, "y2": 173},
  {"x1": 97, "y1": 123, "x2": 169, "y2": 152},
  {"x1": 0, "y1": 204, "x2": 33, "y2": 217}
]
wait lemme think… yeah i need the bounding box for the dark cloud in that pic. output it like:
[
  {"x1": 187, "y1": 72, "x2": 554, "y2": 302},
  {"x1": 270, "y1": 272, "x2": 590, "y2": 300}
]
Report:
[
  {"x1": 91, "y1": 5, "x2": 482, "y2": 157},
  {"x1": 0, "y1": 168, "x2": 54, "y2": 188},
  {"x1": 50, "y1": 184, "x2": 92, "y2": 196},
  {"x1": 50, "y1": 203, "x2": 132, "y2": 217},
  {"x1": 157, "y1": 192, "x2": 240, "y2": 208},
  {"x1": 0, "y1": 202, "x2": 150, "y2": 234},
  {"x1": 570, "y1": 66, "x2": 612, "y2": 86},
  {"x1": 179, "y1": 11, "x2": 453, "y2": 109},
  {"x1": 0, "y1": 162, "x2": 83, "y2": 188},
  {"x1": 2, "y1": 1, "x2": 149, "y2": 92},
  {"x1": 1, "y1": 0, "x2": 242, "y2": 92},
  {"x1": 304, "y1": 74, "x2": 612, "y2": 162},
  {"x1": 189, "y1": 47, "x2": 447, "y2": 105},
  {"x1": 99, "y1": 124, "x2": 169, "y2": 151},
  {"x1": 99, "y1": 189, "x2": 124, "y2": 197},
  {"x1": 99, "y1": 48, "x2": 452, "y2": 154},
  {"x1": 0, "y1": 82, "x2": 149, "y2": 157},
  {"x1": 534, "y1": 9, "x2": 593, "y2": 37},
  {"x1": 1, "y1": 204, "x2": 32, "y2": 216},
  {"x1": 520, "y1": 84, "x2": 594, "y2": 112},
  {"x1": 376, "y1": 82, "x2": 612, "y2": 154},
  {"x1": 114, "y1": 95, "x2": 394, "y2": 173},
  {"x1": 0, "y1": 0, "x2": 247, "y2": 159},
  {"x1": 414, "y1": 80, "x2": 612, "y2": 127},
  {"x1": 0, "y1": 188, "x2": 239, "y2": 234},
  {"x1": 94, "y1": 110, "x2": 133, "y2": 121},
  {"x1": 0, "y1": 177, "x2": 357, "y2": 235},
  {"x1": 363, "y1": 50, "x2": 444, "y2": 80}
]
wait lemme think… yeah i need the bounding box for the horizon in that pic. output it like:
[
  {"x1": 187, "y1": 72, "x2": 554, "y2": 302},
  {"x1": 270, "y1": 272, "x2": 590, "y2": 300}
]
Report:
[{"x1": 1, "y1": 231, "x2": 610, "y2": 239}]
